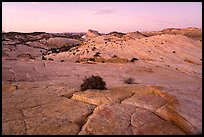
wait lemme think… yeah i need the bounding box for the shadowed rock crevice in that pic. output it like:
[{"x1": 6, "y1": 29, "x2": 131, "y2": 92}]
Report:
[{"x1": 77, "y1": 106, "x2": 96, "y2": 135}]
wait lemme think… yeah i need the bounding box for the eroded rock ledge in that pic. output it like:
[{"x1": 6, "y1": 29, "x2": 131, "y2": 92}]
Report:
[{"x1": 3, "y1": 82, "x2": 201, "y2": 135}]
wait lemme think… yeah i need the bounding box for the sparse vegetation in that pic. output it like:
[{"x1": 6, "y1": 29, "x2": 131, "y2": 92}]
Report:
[
  {"x1": 130, "y1": 57, "x2": 139, "y2": 62},
  {"x1": 80, "y1": 75, "x2": 107, "y2": 91},
  {"x1": 48, "y1": 58, "x2": 54, "y2": 61},
  {"x1": 112, "y1": 55, "x2": 117, "y2": 58},
  {"x1": 123, "y1": 77, "x2": 135, "y2": 84},
  {"x1": 89, "y1": 58, "x2": 95, "y2": 62},
  {"x1": 94, "y1": 52, "x2": 101, "y2": 57},
  {"x1": 42, "y1": 56, "x2": 46, "y2": 60},
  {"x1": 92, "y1": 47, "x2": 96, "y2": 51}
]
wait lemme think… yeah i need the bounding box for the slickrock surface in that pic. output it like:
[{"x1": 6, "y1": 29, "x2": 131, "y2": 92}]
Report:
[
  {"x1": 2, "y1": 28, "x2": 202, "y2": 135},
  {"x1": 79, "y1": 104, "x2": 185, "y2": 135}
]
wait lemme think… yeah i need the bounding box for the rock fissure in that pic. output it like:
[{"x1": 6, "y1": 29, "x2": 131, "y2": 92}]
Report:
[
  {"x1": 18, "y1": 108, "x2": 28, "y2": 134},
  {"x1": 8, "y1": 68, "x2": 16, "y2": 82},
  {"x1": 77, "y1": 109, "x2": 94, "y2": 134}
]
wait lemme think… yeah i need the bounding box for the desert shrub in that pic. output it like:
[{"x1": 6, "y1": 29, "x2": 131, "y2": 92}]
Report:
[
  {"x1": 130, "y1": 57, "x2": 139, "y2": 62},
  {"x1": 80, "y1": 75, "x2": 107, "y2": 91},
  {"x1": 92, "y1": 47, "x2": 96, "y2": 51},
  {"x1": 94, "y1": 52, "x2": 101, "y2": 57},
  {"x1": 60, "y1": 60, "x2": 64, "y2": 62},
  {"x1": 42, "y1": 56, "x2": 46, "y2": 60},
  {"x1": 75, "y1": 60, "x2": 80, "y2": 63},
  {"x1": 172, "y1": 51, "x2": 176, "y2": 53},
  {"x1": 112, "y1": 55, "x2": 117, "y2": 58},
  {"x1": 48, "y1": 58, "x2": 54, "y2": 61},
  {"x1": 89, "y1": 58, "x2": 95, "y2": 62},
  {"x1": 123, "y1": 77, "x2": 135, "y2": 84}
]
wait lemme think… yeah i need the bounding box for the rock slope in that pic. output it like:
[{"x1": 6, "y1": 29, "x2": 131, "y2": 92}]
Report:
[{"x1": 2, "y1": 28, "x2": 202, "y2": 135}]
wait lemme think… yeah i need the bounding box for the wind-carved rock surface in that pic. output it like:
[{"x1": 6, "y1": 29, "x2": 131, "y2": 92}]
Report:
[{"x1": 2, "y1": 28, "x2": 202, "y2": 135}]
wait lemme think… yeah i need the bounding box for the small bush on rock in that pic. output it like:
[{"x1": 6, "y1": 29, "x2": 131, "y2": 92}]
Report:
[
  {"x1": 89, "y1": 58, "x2": 95, "y2": 62},
  {"x1": 80, "y1": 75, "x2": 107, "y2": 91},
  {"x1": 130, "y1": 57, "x2": 139, "y2": 62},
  {"x1": 42, "y1": 56, "x2": 46, "y2": 60},
  {"x1": 123, "y1": 77, "x2": 135, "y2": 84}
]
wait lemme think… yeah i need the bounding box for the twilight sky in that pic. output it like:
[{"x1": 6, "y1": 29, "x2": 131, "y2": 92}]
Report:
[{"x1": 2, "y1": 2, "x2": 202, "y2": 33}]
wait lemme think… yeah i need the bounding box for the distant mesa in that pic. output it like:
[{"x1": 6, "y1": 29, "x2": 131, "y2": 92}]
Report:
[
  {"x1": 161, "y1": 27, "x2": 201, "y2": 33},
  {"x1": 82, "y1": 29, "x2": 101, "y2": 40},
  {"x1": 87, "y1": 29, "x2": 101, "y2": 37},
  {"x1": 107, "y1": 31, "x2": 126, "y2": 38},
  {"x1": 126, "y1": 31, "x2": 147, "y2": 39}
]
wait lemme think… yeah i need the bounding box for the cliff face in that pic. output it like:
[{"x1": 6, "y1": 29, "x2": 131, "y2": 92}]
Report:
[{"x1": 86, "y1": 29, "x2": 100, "y2": 37}]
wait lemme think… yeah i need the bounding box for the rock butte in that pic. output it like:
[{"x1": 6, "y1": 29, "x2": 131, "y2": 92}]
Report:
[{"x1": 2, "y1": 28, "x2": 202, "y2": 135}]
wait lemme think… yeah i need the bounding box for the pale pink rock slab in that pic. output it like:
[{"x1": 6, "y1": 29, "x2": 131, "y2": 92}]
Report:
[
  {"x1": 121, "y1": 92, "x2": 167, "y2": 112},
  {"x1": 79, "y1": 103, "x2": 136, "y2": 135}
]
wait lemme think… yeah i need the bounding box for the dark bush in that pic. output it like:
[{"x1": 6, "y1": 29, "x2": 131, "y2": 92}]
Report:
[
  {"x1": 172, "y1": 51, "x2": 176, "y2": 53},
  {"x1": 42, "y1": 56, "x2": 46, "y2": 60},
  {"x1": 94, "y1": 52, "x2": 101, "y2": 57},
  {"x1": 75, "y1": 60, "x2": 80, "y2": 63},
  {"x1": 48, "y1": 58, "x2": 54, "y2": 61},
  {"x1": 89, "y1": 58, "x2": 95, "y2": 62},
  {"x1": 80, "y1": 75, "x2": 107, "y2": 91},
  {"x1": 92, "y1": 47, "x2": 96, "y2": 51},
  {"x1": 130, "y1": 57, "x2": 139, "y2": 62},
  {"x1": 60, "y1": 60, "x2": 64, "y2": 62},
  {"x1": 123, "y1": 77, "x2": 135, "y2": 84},
  {"x1": 112, "y1": 55, "x2": 117, "y2": 58}
]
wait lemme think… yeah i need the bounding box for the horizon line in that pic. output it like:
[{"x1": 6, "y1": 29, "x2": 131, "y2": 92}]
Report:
[{"x1": 2, "y1": 26, "x2": 202, "y2": 34}]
